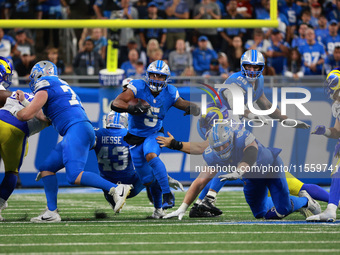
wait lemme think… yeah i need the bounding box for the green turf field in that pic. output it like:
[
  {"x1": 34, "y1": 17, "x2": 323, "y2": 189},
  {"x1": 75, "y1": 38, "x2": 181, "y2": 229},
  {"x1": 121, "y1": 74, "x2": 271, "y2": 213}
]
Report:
[{"x1": 1, "y1": 189, "x2": 340, "y2": 255}]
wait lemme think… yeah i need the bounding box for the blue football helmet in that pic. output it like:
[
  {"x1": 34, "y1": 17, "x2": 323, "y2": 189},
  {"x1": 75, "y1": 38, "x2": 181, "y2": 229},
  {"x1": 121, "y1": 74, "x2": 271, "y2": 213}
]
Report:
[
  {"x1": 146, "y1": 60, "x2": 170, "y2": 92},
  {"x1": 197, "y1": 102, "x2": 229, "y2": 140},
  {"x1": 208, "y1": 123, "x2": 234, "y2": 160},
  {"x1": 240, "y1": 49, "x2": 265, "y2": 82},
  {"x1": 325, "y1": 70, "x2": 340, "y2": 100},
  {"x1": 29, "y1": 61, "x2": 57, "y2": 92},
  {"x1": 105, "y1": 111, "x2": 128, "y2": 129},
  {"x1": 0, "y1": 57, "x2": 13, "y2": 89}
]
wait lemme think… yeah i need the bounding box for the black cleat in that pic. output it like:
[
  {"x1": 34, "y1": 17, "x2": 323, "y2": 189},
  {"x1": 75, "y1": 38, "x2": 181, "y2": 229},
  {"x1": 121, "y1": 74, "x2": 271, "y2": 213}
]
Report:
[
  {"x1": 189, "y1": 203, "x2": 215, "y2": 218},
  {"x1": 200, "y1": 195, "x2": 223, "y2": 216}
]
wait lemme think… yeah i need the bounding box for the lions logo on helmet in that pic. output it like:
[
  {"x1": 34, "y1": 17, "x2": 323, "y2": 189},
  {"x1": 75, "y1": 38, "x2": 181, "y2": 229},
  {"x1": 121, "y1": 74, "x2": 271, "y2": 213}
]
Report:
[
  {"x1": 105, "y1": 111, "x2": 128, "y2": 129},
  {"x1": 325, "y1": 70, "x2": 340, "y2": 100},
  {"x1": 146, "y1": 60, "x2": 170, "y2": 92},
  {"x1": 197, "y1": 102, "x2": 229, "y2": 140},
  {"x1": 208, "y1": 123, "x2": 234, "y2": 160},
  {"x1": 240, "y1": 49, "x2": 265, "y2": 82},
  {"x1": 29, "y1": 61, "x2": 57, "y2": 92},
  {"x1": 0, "y1": 56, "x2": 13, "y2": 89}
]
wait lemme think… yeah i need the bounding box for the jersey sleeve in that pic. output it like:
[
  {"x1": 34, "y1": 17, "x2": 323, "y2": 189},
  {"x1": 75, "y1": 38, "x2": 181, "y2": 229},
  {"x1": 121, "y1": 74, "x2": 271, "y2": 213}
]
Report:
[
  {"x1": 127, "y1": 79, "x2": 144, "y2": 97},
  {"x1": 234, "y1": 128, "x2": 256, "y2": 150},
  {"x1": 332, "y1": 102, "x2": 340, "y2": 120},
  {"x1": 167, "y1": 84, "x2": 180, "y2": 105},
  {"x1": 34, "y1": 78, "x2": 51, "y2": 93}
]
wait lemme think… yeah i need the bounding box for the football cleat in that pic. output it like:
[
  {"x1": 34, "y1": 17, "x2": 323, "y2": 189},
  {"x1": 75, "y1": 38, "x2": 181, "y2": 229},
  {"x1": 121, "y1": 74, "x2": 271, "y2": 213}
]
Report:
[
  {"x1": 162, "y1": 192, "x2": 175, "y2": 209},
  {"x1": 189, "y1": 203, "x2": 215, "y2": 218},
  {"x1": 30, "y1": 208, "x2": 61, "y2": 223},
  {"x1": 306, "y1": 209, "x2": 336, "y2": 222},
  {"x1": 298, "y1": 190, "x2": 321, "y2": 218},
  {"x1": 200, "y1": 195, "x2": 223, "y2": 216},
  {"x1": 109, "y1": 184, "x2": 133, "y2": 213},
  {"x1": 0, "y1": 200, "x2": 8, "y2": 221},
  {"x1": 150, "y1": 208, "x2": 166, "y2": 219}
]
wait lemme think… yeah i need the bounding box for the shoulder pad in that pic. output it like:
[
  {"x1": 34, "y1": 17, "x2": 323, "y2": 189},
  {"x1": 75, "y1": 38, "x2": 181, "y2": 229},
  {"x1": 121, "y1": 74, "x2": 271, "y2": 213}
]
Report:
[{"x1": 34, "y1": 79, "x2": 51, "y2": 93}]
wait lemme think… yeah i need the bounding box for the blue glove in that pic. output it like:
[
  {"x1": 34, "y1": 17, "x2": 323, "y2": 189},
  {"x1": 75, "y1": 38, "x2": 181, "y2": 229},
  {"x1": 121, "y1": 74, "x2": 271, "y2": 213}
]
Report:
[{"x1": 311, "y1": 125, "x2": 326, "y2": 135}]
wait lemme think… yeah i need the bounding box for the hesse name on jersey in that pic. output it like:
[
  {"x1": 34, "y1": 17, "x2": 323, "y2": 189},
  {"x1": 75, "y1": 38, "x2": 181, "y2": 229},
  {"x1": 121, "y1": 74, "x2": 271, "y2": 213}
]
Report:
[{"x1": 101, "y1": 136, "x2": 122, "y2": 145}]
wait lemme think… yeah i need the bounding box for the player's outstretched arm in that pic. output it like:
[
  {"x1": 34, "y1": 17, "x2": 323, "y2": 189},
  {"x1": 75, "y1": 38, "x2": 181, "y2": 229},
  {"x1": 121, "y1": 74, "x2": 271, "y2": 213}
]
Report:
[
  {"x1": 173, "y1": 97, "x2": 200, "y2": 116},
  {"x1": 219, "y1": 142, "x2": 258, "y2": 181},
  {"x1": 156, "y1": 131, "x2": 209, "y2": 154},
  {"x1": 257, "y1": 92, "x2": 310, "y2": 129},
  {"x1": 312, "y1": 119, "x2": 340, "y2": 139},
  {"x1": 164, "y1": 169, "x2": 216, "y2": 220},
  {"x1": 14, "y1": 90, "x2": 48, "y2": 121}
]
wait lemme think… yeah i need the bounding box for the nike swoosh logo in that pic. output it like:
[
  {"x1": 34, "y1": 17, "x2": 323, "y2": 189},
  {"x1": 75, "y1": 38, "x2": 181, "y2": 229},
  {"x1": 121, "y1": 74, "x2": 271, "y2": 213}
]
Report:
[
  {"x1": 119, "y1": 187, "x2": 125, "y2": 197},
  {"x1": 41, "y1": 216, "x2": 53, "y2": 220}
]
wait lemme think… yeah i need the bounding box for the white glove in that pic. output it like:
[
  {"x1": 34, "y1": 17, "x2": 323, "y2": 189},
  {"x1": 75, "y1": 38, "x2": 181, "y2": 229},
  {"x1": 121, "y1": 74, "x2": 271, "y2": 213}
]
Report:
[
  {"x1": 163, "y1": 207, "x2": 186, "y2": 220},
  {"x1": 247, "y1": 113, "x2": 269, "y2": 125},
  {"x1": 168, "y1": 175, "x2": 184, "y2": 191},
  {"x1": 8, "y1": 104, "x2": 22, "y2": 118},
  {"x1": 284, "y1": 119, "x2": 310, "y2": 129},
  {"x1": 219, "y1": 170, "x2": 243, "y2": 181}
]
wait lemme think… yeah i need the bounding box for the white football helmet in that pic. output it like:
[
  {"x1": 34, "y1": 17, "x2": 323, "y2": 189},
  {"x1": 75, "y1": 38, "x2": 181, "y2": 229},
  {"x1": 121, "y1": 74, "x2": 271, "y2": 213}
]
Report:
[
  {"x1": 208, "y1": 123, "x2": 234, "y2": 160},
  {"x1": 105, "y1": 111, "x2": 128, "y2": 129},
  {"x1": 29, "y1": 61, "x2": 57, "y2": 92},
  {"x1": 146, "y1": 60, "x2": 170, "y2": 92},
  {"x1": 240, "y1": 49, "x2": 265, "y2": 82}
]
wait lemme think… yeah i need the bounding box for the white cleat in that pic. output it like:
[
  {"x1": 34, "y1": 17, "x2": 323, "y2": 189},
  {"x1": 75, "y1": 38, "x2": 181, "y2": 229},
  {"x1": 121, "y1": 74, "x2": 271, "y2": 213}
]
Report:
[
  {"x1": 306, "y1": 204, "x2": 337, "y2": 222},
  {"x1": 0, "y1": 200, "x2": 8, "y2": 222},
  {"x1": 298, "y1": 190, "x2": 321, "y2": 218},
  {"x1": 109, "y1": 184, "x2": 133, "y2": 213},
  {"x1": 151, "y1": 208, "x2": 166, "y2": 219},
  {"x1": 30, "y1": 208, "x2": 61, "y2": 223}
]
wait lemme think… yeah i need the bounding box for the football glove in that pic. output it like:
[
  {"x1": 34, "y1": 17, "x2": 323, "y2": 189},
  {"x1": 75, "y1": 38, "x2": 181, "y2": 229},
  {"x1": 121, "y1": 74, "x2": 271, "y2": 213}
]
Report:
[
  {"x1": 163, "y1": 207, "x2": 186, "y2": 220},
  {"x1": 127, "y1": 102, "x2": 150, "y2": 115},
  {"x1": 168, "y1": 175, "x2": 184, "y2": 191},
  {"x1": 311, "y1": 125, "x2": 326, "y2": 135},
  {"x1": 247, "y1": 113, "x2": 269, "y2": 125},
  {"x1": 284, "y1": 119, "x2": 310, "y2": 129},
  {"x1": 184, "y1": 104, "x2": 200, "y2": 116},
  {"x1": 219, "y1": 170, "x2": 244, "y2": 181}
]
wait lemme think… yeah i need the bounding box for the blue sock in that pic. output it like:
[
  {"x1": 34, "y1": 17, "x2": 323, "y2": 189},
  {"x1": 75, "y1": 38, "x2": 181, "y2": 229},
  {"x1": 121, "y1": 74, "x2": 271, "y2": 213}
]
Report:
[
  {"x1": 148, "y1": 157, "x2": 171, "y2": 194},
  {"x1": 198, "y1": 182, "x2": 211, "y2": 200},
  {"x1": 301, "y1": 184, "x2": 329, "y2": 202},
  {"x1": 80, "y1": 172, "x2": 117, "y2": 192},
  {"x1": 150, "y1": 180, "x2": 162, "y2": 209},
  {"x1": 290, "y1": 196, "x2": 308, "y2": 211},
  {"x1": 329, "y1": 171, "x2": 340, "y2": 205},
  {"x1": 42, "y1": 175, "x2": 58, "y2": 211},
  {"x1": 0, "y1": 173, "x2": 17, "y2": 201}
]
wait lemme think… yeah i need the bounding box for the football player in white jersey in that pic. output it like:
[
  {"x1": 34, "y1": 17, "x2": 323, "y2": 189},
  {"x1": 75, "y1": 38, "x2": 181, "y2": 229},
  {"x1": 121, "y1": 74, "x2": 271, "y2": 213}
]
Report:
[
  {"x1": 307, "y1": 69, "x2": 340, "y2": 222},
  {"x1": 0, "y1": 57, "x2": 49, "y2": 221}
]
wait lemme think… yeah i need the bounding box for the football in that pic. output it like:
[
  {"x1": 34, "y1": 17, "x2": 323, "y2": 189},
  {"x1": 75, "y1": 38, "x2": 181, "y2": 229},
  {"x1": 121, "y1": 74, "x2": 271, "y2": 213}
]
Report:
[{"x1": 128, "y1": 98, "x2": 150, "y2": 107}]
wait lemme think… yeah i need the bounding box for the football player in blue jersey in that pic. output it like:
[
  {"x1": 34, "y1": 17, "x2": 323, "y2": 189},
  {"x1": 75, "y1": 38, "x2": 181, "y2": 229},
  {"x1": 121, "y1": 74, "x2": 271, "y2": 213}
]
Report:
[
  {"x1": 219, "y1": 49, "x2": 310, "y2": 129},
  {"x1": 307, "y1": 69, "x2": 340, "y2": 222},
  {"x1": 159, "y1": 103, "x2": 329, "y2": 218},
  {"x1": 94, "y1": 110, "x2": 183, "y2": 218},
  {"x1": 13, "y1": 61, "x2": 132, "y2": 222},
  {"x1": 111, "y1": 60, "x2": 200, "y2": 209},
  {"x1": 0, "y1": 57, "x2": 50, "y2": 221},
  {"x1": 164, "y1": 122, "x2": 321, "y2": 220}
]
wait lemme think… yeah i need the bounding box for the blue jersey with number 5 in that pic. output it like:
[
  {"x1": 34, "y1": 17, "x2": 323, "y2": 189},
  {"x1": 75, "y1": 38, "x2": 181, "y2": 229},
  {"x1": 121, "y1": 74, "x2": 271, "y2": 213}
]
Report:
[
  {"x1": 127, "y1": 79, "x2": 179, "y2": 137},
  {"x1": 94, "y1": 127, "x2": 135, "y2": 179},
  {"x1": 34, "y1": 76, "x2": 90, "y2": 136}
]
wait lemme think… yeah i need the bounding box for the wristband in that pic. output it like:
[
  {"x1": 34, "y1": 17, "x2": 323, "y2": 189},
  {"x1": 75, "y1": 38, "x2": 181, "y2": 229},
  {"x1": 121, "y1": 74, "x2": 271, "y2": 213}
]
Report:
[
  {"x1": 20, "y1": 98, "x2": 30, "y2": 107},
  {"x1": 324, "y1": 128, "x2": 331, "y2": 137},
  {"x1": 169, "y1": 139, "x2": 183, "y2": 150}
]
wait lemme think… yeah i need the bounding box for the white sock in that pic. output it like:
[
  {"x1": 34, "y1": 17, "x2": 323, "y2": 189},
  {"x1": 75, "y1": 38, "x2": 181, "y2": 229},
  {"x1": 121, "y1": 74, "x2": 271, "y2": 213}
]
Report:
[
  {"x1": 0, "y1": 198, "x2": 6, "y2": 209},
  {"x1": 207, "y1": 190, "x2": 217, "y2": 199},
  {"x1": 195, "y1": 198, "x2": 202, "y2": 205},
  {"x1": 326, "y1": 203, "x2": 338, "y2": 213}
]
